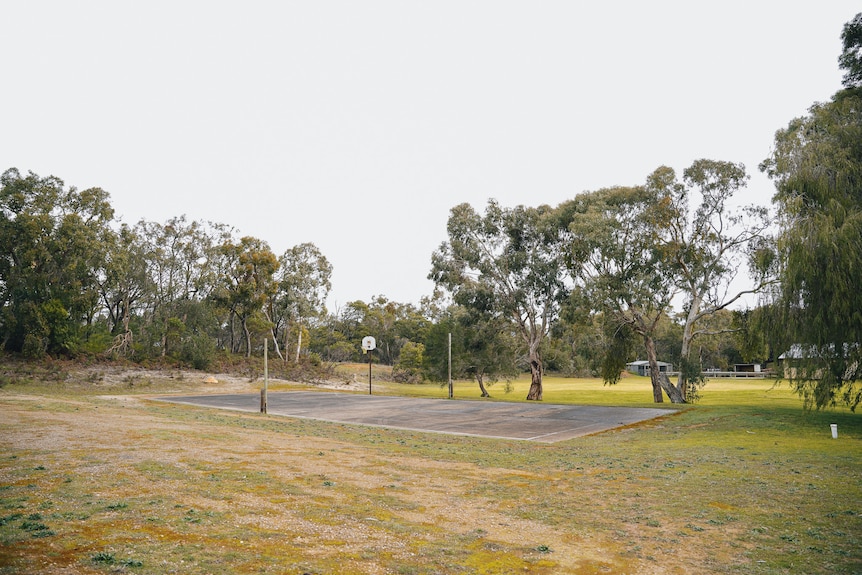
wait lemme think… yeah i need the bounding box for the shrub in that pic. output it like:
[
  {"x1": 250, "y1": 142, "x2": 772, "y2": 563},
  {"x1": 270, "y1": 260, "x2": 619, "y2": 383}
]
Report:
[
  {"x1": 21, "y1": 334, "x2": 46, "y2": 360},
  {"x1": 180, "y1": 333, "x2": 216, "y2": 370}
]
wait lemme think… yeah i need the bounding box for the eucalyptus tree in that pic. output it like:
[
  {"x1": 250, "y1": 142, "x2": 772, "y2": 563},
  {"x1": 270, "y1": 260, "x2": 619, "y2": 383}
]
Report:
[
  {"x1": 135, "y1": 216, "x2": 227, "y2": 358},
  {"x1": 561, "y1": 183, "x2": 682, "y2": 402},
  {"x1": 99, "y1": 223, "x2": 152, "y2": 355},
  {"x1": 344, "y1": 296, "x2": 429, "y2": 366},
  {"x1": 0, "y1": 168, "x2": 114, "y2": 355},
  {"x1": 273, "y1": 242, "x2": 332, "y2": 362},
  {"x1": 430, "y1": 200, "x2": 568, "y2": 400},
  {"x1": 214, "y1": 236, "x2": 278, "y2": 356},
  {"x1": 760, "y1": 41, "x2": 862, "y2": 409},
  {"x1": 655, "y1": 160, "x2": 774, "y2": 400}
]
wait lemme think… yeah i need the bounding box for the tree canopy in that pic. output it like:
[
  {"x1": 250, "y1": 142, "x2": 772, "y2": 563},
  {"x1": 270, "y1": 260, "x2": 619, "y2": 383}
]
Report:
[
  {"x1": 760, "y1": 84, "x2": 862, "y2": 410},
  {"x1": 561, "y1": 181, "x2": 680, "y2": 401},
  {"x1": 0, "y1": 168, "x2": 113, "y2": 356},
  {"x1": 659, "y1": 160, "x2": 773, "y2": 401},
  {"x1": 430, "y1": 201, "x2": 568, "y2": 400},
  {"x1": 839, "y1": 12, "x2": 862, "y2": 88}
]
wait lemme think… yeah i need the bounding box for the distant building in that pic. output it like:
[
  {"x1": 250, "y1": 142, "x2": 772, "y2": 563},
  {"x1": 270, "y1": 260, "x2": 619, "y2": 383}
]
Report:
[
  {"x1": 626, "y1": 360, "x2": 673, "y2": 377},
  {"x1": 734, "y1": 363, "x2": 763, "y2": 373}
]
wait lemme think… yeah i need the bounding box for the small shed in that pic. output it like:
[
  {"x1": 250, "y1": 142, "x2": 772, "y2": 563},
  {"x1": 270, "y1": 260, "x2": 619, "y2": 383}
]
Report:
[
  {"x1": 734, "y1": 363, "x2": 762, "y2": 373},
  {"x1": 626, "y1": 360, "x2": 673, "y2": 377}
]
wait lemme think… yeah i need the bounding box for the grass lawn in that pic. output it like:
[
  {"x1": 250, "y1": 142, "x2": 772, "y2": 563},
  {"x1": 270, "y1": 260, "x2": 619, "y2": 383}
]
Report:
[{"x1": 0, "y1": 365, "x2": 860, "y2": 574}]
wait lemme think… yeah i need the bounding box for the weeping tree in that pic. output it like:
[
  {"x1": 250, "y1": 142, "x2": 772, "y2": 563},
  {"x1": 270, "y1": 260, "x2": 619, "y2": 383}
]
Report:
[
  {"x1": 430, "y1": 201, "x2": 568, "y2": 400},
  {"x1": 760, "y1": 17, "x2": 862, "y2": 410}
]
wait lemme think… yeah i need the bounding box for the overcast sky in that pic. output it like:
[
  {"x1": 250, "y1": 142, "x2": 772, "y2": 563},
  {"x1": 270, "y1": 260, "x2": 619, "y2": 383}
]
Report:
[{"x1": 2, "y1": 2, "x2": 857, "y2": 309}]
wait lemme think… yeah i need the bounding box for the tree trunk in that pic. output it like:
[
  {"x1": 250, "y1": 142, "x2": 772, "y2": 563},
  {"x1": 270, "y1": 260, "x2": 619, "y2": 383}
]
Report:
[
  {"x1": 160, "y1": 317, "x2": 168, "y2": 358},
  {"x1": 270, "y1": 326, "x2": 284, "y2": 361},
  {"x1": 525, "y1": 347, "x2": 543, "y2": 400},
  {"x1": 676, "y1": 292, "x2": 702, "y2": 402},
  {"x1": 228, "y1": 312, "x2": 238, "y2": 354},
  {"x1": 644, "y1": 335, "x2": 686, "y2": 403},
  {"x1": 283, "y1": 319, "x2": 290, "y2": 363},
  {"x1": 295, "y1": 321, "x2": 302, "y2": 363},
  {"x1": 643, "y1": 335, "x2": 664, "y2": 403},
  {"x1": 660, "y1": 371, "x2": 686, "y2": 403},
  {"x1": 242, "y1": 317, "x2": 252, "y2": 358},
  {"x1": 476, "y1": 372, "x2": 490, "y2": 397}
]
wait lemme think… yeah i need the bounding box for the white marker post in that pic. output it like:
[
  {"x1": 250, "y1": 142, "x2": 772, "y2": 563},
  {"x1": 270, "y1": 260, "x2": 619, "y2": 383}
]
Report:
[{"x1": 362, "y1": 336, "x2": 377, "y2": 395}]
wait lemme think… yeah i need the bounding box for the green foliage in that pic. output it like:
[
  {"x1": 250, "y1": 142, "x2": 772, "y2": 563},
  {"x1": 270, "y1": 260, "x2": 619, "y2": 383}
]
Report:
[
  {"x1": 276, "y1": 243, "x2": 332, "y2": 320},
  {"x1": 21, "y1": 334, "x2": 46, "y2": 360},
  {"x1": 731, "y1": 308, "x2": 770, "y2": 364},
  {"x1": 677, "y1": 356, "x2": 706, "y2": 403},
  {"x1": 430, "y1": 201, "x2": 568, "y2": 400},
  {"x1": 561, "y1": 161, "x2": 770, "y2": 404},
  {"x1": 561, "y1": 184, "x2": 678, "y2": 402},
  {"x1": 339, "y1": 296, "x2": 430, "y2": 366},
  {"x1": 0, "y1": 168, "x2": 113, "y2": 356},
  {"x1": 839, "y1": 12, "x2": 862, "y2": 88},
  {"x1": 180, "y1": 333, "x2": 216, "y2": 370},
  {"x1": 761, "y1": 81, "x2": 862, "y2": 409},
  {"x1": 423, "y1": 304, "x2": 519, "y2": 395},
  {"x1": 656, "y1": 160, "x2": 770, "y2": 400},
  {"x1": 214, "y1": 236, "x2": 278, "y2": 356},
  {"x1": 423, "y1": 315, "x2": 458, "y2": 382},
  {"x1": 323, "y1": 340, "x2": 357, "y2": 363},
  {"x1": 599, "y1": 321, "x2": 638, "y2": 385},
  {"x1": 392, "y1": 341, "x2": 425, "y2": 383}
]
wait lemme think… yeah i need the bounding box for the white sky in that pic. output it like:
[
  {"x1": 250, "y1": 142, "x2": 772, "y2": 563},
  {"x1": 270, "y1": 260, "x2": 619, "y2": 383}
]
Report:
[{"x1": 1, "y1": 2, "x2": 857, "y2": 310}]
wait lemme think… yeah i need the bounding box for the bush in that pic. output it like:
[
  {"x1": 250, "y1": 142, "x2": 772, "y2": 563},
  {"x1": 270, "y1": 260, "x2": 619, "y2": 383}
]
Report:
[
  {"x1": 21, "y1": 334, "x2": 46, "y2": 360},
  {"x1": 392, "y1": 365, "x2": 424, "y2": 384},
  {"x1": 393, "y1": 341, "x2": 425, "y2": 384},
  {"x1": 180, "y1": 333, "x2": 216, "y2": 370}
]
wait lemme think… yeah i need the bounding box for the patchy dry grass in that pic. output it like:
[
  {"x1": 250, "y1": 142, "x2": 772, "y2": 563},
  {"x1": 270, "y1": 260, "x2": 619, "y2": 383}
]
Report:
[{"x1": 0, "y1": 368, "x2": 860, "y2": 574}]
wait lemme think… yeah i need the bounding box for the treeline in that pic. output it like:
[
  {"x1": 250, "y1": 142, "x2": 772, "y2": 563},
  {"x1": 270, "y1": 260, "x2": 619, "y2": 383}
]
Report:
[
  {"x1": 0, "y1": 163, "x2": 767, "y2": 396},
  {"x1": 0, "y1": 172, "x2": 337, "y2": 370}
]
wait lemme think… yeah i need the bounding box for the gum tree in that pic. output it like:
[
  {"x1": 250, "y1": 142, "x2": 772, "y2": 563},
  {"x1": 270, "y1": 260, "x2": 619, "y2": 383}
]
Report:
[
  {"x1": 657, "y1": 160, "x2": 774, "y2": 401},
  {"x1": 424, "y1": 299, "x2": 519, "y2": 398},
  {"x1": 135, "y1": 216, "x2": 224, "y2": 358},
  {"x1": 274, "y1": 242, "x2": 332, "y2": 362},
  {"x1": 561, "y1": 181, "x2": 682, "y2": 402},
  {"x1": 561, "y1": 163, "x2": 772, "y2": 403},
  {"x1": 430, "y1": 200, "x2": 568, "y2": 400},
  {"x1": 0, "y1": 168, "x2": 114, "y2": 355},
  {"x1": 215, "y1": 236, "x2": 278, "y2": 356}
]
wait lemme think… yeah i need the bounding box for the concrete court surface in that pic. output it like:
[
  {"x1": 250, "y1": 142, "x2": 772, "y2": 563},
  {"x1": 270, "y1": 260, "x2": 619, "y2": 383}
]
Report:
[{"x1": 156, "y1": 391, "x2": 673, "y2": 443}]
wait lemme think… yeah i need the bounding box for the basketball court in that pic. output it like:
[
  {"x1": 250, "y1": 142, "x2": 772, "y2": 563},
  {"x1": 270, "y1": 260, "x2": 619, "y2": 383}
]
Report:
[{"x1": 156, "y1": 391, "x2": 672, "y2": 443}]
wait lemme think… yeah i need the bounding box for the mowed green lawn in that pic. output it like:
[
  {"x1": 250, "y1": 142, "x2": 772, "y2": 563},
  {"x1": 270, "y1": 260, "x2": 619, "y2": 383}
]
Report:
[
  {"x1": 376, "y1": 371, "x2": 817, "y2": 409},
  {"x1": 1, "y1": 369, "x2": 860, "y2": 574}
]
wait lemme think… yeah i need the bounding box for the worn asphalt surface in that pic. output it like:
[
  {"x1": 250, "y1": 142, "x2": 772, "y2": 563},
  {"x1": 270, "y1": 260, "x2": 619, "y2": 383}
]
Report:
[{"x1": 156, "y1": 391, "x2": 673, "y2": 443}]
